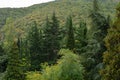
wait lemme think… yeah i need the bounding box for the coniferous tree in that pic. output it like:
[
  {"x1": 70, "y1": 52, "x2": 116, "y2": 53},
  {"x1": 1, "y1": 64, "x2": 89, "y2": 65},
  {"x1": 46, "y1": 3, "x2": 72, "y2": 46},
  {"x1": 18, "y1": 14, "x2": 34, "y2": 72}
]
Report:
[
  {"x1": 50, "y1": 12, "x2": 60, "y2": 61},
  {"x1": 43, "y1": 12, "x2": 60, "y2": 64},
  {"x1": 66, "y1": 15, "x2": 75, "y2": 50},
  {"x1": 83, "y1": 0, "x2": 109, "y2": 80},
  {"x1": 43, "y1": 17, "x2": 51, "y2": 62},
  {"x1": 100, "y1": 3, "x2": 120, "y2": 80},
  {"x1": 28, "y1": 21, "x2": 43, "y2": 70},
  {"x1": 3, "y1": 41, "x2": 25, "y2": 80},
  {"x1": 17, "y1": 38, "x2": 30, "y2": 71},
  {"x1": 75, "y1": 21, "x2": 87, "y2": 54}
]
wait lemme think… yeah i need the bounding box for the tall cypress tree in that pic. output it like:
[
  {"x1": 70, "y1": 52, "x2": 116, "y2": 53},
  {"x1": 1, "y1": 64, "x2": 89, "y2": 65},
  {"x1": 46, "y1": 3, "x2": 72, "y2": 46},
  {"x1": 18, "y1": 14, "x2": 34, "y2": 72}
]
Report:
[
  {"x1": 66, "y1": 15, "x2": 75, "y2": 50},
  {"x1": 3, "y1": 41, "x2": 25, "y2": 80},
  {"x1": 100, "y1": 3, "x2": 120, "y2": 80}
]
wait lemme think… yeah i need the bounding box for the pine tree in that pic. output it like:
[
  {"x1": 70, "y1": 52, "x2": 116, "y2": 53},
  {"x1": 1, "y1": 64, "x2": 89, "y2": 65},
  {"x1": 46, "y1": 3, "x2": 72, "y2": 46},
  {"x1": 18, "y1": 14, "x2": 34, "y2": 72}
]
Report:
[
  {"x1": 43, "y1": 16, "x2": 51, "y2": 62},
  {"x1": 3, "y1": 41, "x2": 25, "y2": 80},
  {"x1": 28, "y1": 21, "x2": 43, "y2": 70},
  {"x1": 75, "y1": 21, "x2": 87, "y2": 54},
  {"x1": 43, "y1": 13, "x2": 60, "y2": 64},
  {"x1": 66, "y1": 15, "x2": 75, "y2": 50},
  {"x1": 17, "y1": 38, "x2": 30, "y2": 71},
  {"x1": 83, "y1": 0, "x2": 109, "y2": 80},
  {"x1": 50, "y1": 12, "x2": 60, "y2": 61},
  {"x1": 100, "y1": 3, "x2": 120, "y2": 80}
]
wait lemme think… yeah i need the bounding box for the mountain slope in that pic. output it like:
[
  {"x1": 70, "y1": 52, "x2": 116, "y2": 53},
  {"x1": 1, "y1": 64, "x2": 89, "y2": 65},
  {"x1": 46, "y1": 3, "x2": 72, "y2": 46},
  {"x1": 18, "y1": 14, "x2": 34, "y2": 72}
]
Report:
[
  {"x1": 14, "y1": 0, "x2": 117, "y2": 29},
  {"x1": 0, "y1": 0, "x2": 119, "y2": 37},
  {"x1": 0, "y1": 1, "x2": 54, "y2": 28}
]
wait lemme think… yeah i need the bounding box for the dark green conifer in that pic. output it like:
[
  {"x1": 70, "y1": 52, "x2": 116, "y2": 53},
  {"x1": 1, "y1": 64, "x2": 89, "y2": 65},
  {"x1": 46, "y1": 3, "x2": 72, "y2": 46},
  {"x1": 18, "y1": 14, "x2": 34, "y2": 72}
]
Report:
[
  {"x1": 66, "y1": 15, "x2": 75, "y2": 50},
  {"x1": 83, "y1": 0, "x2": 109, "y2": 80},
  {"x1": 43, "y1": 12, "x2": 60, "y2": 64},
  {"x1": 28, "y1": 21, "x2": 43, "y2": 70},
  {"x1": 75, "y1": 21, "x2": 87, "y2": 54},
  {"x1": 18, "y1": 38, "x2": 31, "y2": 71}
]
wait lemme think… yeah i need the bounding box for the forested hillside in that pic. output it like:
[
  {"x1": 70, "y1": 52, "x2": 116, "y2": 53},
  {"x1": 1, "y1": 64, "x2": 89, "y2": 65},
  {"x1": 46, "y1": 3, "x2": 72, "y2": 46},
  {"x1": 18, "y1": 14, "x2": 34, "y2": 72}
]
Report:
[
  {"x1": 0, "y1": 0, "x2": 118, "y2": 28},
  {"x1": 0, "y1": 0, "x2": 120, "y2": 80},
  {"x1": 0, "y1": 0, "x2": 118, "y2": 38}
]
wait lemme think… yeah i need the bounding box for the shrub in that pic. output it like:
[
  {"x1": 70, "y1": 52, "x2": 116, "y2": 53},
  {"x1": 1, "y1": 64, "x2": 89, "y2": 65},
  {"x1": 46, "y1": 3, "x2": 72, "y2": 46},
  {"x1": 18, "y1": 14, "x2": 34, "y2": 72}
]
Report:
[
  {"x1": 41, "y1": 49, "x2": 84, "y2": 80},
  {"x1": 26, "y1": 71, "x2": 41, "y2": 80}
]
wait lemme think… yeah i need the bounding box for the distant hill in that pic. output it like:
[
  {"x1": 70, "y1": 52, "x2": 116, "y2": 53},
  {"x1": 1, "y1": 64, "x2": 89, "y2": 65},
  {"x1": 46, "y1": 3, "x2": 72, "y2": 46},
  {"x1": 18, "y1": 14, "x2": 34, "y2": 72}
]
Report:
[{"x1": 0, "y1": 0, "x2": 119, "y2": 37}]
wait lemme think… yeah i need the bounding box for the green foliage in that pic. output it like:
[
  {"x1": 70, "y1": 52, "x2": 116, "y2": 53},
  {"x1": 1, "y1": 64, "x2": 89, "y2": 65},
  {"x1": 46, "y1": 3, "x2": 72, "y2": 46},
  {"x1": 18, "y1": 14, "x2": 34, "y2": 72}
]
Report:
[
  {"x1": 0, "y1": 1, "x2": 119, "y2": 80},
  {"x1": 75, "y1": 21, "x2": 87, "y2": 54},
  {"x1": 0, "y1": 55, "x2": 7, "y2": 73},
  {"x1": 83, "y1": 0, "x2": 109, "y2": 80},
  {"x1": 43, "y1": 13, "x2": 60, "y2": 64},
  {"x1": 66, "y1": 16, "x2": 75, "y2": 50},
  {"x1": 1, "y1": 17, "x2": 17, "y2": 52},
  {"x1": 100, "y1": 3, "x2": 120, "y2": 80},
  {"x1": 4, "y1": 0, "x2": 117, "y2": 36},
  {"x1": 41, "y1": 49, "x2": 84, "y2": 80},
  {"x1": 93, "y1": 0, "x2": 99, "y2": 12},
  {"x1": 3, "y1": 42, "x2": 26, "y2": 80},
  {"x1": 28, "y1": 21, "x2": 43, "y2": 71},
  {"x1": 18, "y1": 38, "x2": 31, "y2": 71},
  {"x1": 0, "y1": 45, "x2": 4, "y2": 56},
  {"x1": 26, "y1": 71, "x2": 41, "y2": 80},
  {"x1": 26, "y1": 49, "x2": 84, "y2": 80},
  {"x1": 0, "y1": 73, "x2": 5, "y2": 80}
]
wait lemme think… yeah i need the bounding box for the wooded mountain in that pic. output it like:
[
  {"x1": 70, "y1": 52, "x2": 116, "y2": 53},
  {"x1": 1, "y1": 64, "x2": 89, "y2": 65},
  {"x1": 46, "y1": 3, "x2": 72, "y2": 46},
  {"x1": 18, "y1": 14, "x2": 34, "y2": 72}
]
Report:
[
  {"x1": 0, "y1": 0, "x2": 118, "y2": 36},
  {"x1": 0, "y1": 0, "x2": 120, "y2": 79}
]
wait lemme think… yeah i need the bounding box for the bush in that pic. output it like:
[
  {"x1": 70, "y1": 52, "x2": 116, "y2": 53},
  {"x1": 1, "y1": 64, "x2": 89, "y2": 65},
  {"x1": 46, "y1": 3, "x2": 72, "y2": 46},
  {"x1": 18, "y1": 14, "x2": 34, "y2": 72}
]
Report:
[
  {"x1": 26, "y1": 71, "x2": 41, "y2": 80},
  {"x1": 41, "y1": 49, "x2": 84, "y2": 80}
]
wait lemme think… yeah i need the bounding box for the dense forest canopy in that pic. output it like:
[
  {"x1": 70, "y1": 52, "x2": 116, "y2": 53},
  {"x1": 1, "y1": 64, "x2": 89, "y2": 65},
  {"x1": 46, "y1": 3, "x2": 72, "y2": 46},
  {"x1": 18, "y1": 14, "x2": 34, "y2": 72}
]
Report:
[
  {"x1": 0, "y1": 0, "x2": 118, "y2": 39},
  {"x1": 0, "y1": 0, "x2": 120, "y2": 80},
  {"x1": 0, "y1": 0, "x2": 118, "y2": 27}
]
